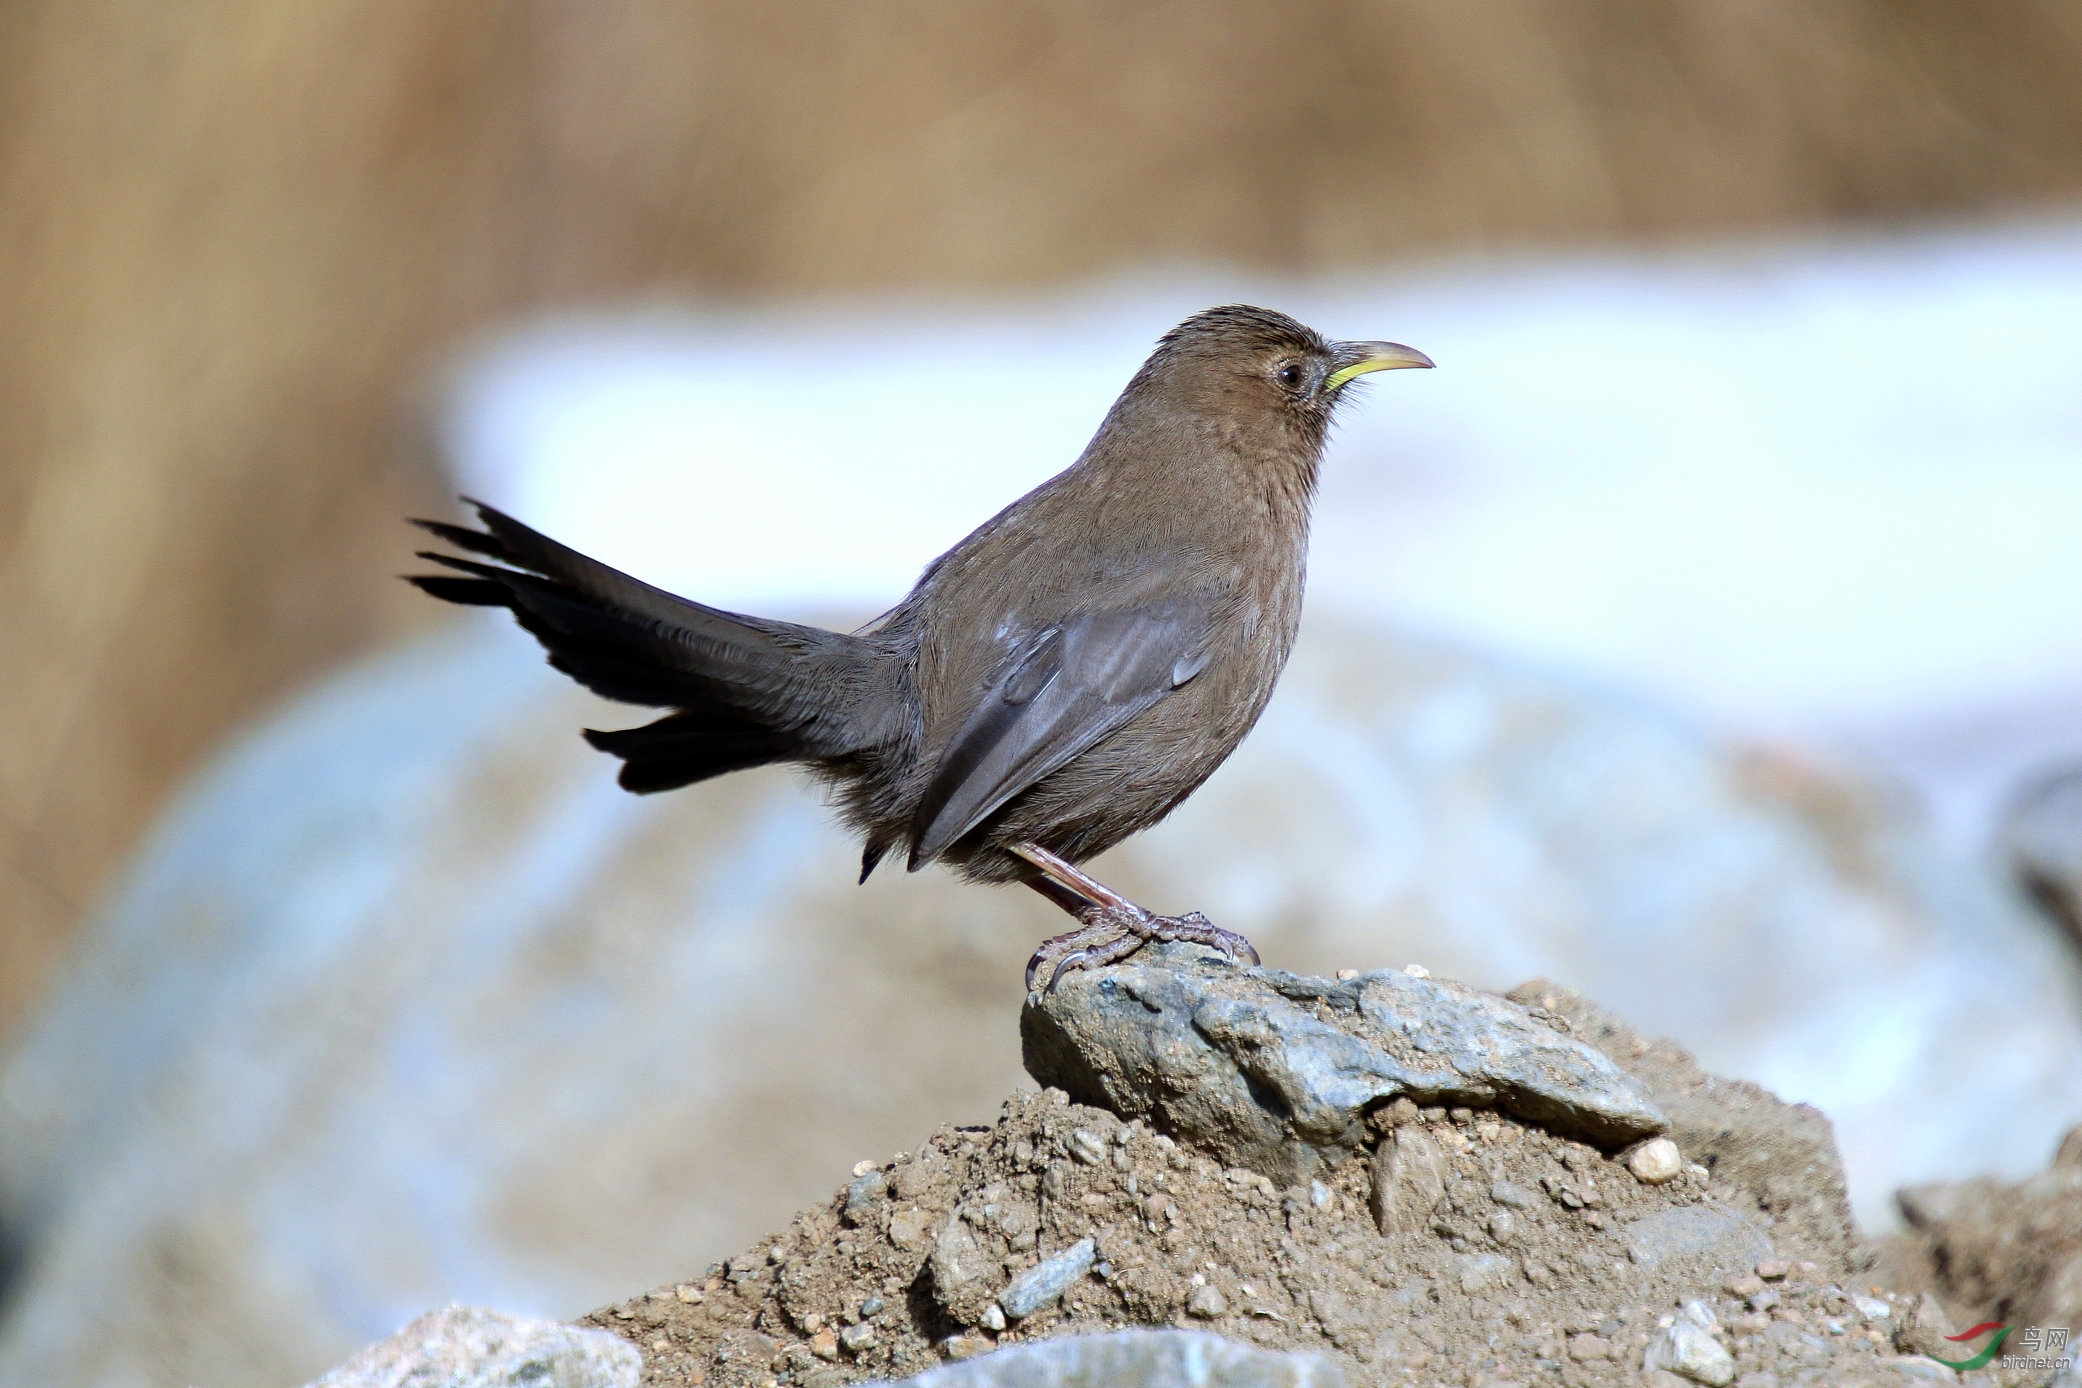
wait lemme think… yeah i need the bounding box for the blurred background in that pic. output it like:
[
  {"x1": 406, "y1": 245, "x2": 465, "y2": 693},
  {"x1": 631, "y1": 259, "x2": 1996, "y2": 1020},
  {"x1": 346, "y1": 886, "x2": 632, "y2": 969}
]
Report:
[{"x1": 4, "y1": 3, "x2": 2082, "y2": 1384}]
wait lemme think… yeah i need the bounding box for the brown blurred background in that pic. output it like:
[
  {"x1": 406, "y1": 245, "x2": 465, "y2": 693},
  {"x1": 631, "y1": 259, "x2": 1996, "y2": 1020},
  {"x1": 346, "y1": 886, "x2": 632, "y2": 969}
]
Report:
[{"x1": 4, "y1": 0, "x2": 2082, "y2": 1040}]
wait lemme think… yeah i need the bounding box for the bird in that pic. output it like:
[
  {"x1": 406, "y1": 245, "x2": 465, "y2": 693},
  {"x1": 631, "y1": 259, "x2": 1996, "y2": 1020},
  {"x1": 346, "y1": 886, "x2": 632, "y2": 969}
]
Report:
[{"x1": 408, "y1": 304, "x2": 1430, "y2": 989}]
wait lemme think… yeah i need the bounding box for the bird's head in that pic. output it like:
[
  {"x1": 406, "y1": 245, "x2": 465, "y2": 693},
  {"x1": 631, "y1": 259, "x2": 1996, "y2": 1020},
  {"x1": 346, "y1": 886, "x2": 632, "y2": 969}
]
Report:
[{"x1": 1141, "y1": 304, "x2": 1432, "y2": 445}]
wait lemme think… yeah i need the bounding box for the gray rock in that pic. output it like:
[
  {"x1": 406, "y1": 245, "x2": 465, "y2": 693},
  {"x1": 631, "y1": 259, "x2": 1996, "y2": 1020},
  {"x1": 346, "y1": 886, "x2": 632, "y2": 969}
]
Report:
[
  {"x1": 1623, "y1": 1204, "x2": 1774, "y2": 1279},
  {"x1": 997, "y1": 1238, "x2": 1096, "y2": 1320},
  {"x1": 1369, "y1": 1126, "x2": 1447, "y2": 1235},
  {"x1": 930, "y1": 1213, "x2": 1000, "y2": 1324},
  {"x1": 869, "y1": 1329, "x2": 1343, "y2": 1388},
  {"x1": 1023, "y1": 941, "x2": 1665, "y2": 1182},
  {"x1": 1642, "y1": 1318, "x2": 1735, "y2": 1386},
  {"x1": 844, "y1": 1171, "x2": 888, "y2": 1226},
  {"x1": 306, "y1": 1305, "x2": 638, "y2": 1388}
]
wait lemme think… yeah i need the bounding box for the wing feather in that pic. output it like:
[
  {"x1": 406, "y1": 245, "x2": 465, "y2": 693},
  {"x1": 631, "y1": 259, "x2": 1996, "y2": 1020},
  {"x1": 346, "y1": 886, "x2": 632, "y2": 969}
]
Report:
[{"x1": 908, "y1": 599, "x2": 1214, "y2": 867}]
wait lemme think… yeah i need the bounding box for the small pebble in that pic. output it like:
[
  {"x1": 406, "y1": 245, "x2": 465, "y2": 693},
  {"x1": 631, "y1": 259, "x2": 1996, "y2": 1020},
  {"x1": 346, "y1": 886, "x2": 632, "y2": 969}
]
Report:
[
  {"x1": 1756, "y1": 1258, "x2": 1790, "y2": 1280},
  {"x1": 675, "y1": 1285, "x2": 701, "y2": 1304},
  {"x1": 1628, "y1": 1137, "x2": 1685, "y2": 1184},
  {"x1": 1403, "y1": 963, "x2": 1430, "y2": 977},
  {"x1": 859, "y1": 1297, "x2": 884, "y2": 1317},
  {"x1": 1748, "y1": 1289, "x2": 1780, "y2": 1314},
  {"x1": 1069, "y1": 1130, "x2": 1107, "y2": 1164},
  {"x1": 1335, "y1": 968, "x2": 1359, "y2": 980},
  {"x1": 842, "y1": 1171, "x2": 887, "y2": 1225},
  {"x1": 1187, "y1": 1285, "x2": 1229, "y2": 1318},
  {"x1": 1728, "y1": 1275, "x2": 1766, "y2": 1298},
  {"x1": 980, "y1": 1303, "x2": 1007, "y2": 1332},
  {"x1": 1567, "y1": 1332, "x2": 1611, "y2": 1361},
  {"x1": 839, "y1": 1322, "x2": 877, "y2": 1352},
  {"x1": 851, "y1": 1160, "x2": 877, "y2": 1177},
  {"x1": 810, "y1": 1330, "x2": 839, "y2": 1361},
  {"x1": 941, "y1": 1334, "x2": 991, "y2": 1360},
  {"x1": 1852, "y1": 1295, "x2": 1891, "y2": 1321}
]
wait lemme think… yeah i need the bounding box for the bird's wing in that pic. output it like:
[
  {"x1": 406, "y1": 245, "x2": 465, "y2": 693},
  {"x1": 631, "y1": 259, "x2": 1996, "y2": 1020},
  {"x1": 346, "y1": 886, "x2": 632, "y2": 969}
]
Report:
[{"x1": 908, "y1": 597, "x2": 1217, "y2": 868}]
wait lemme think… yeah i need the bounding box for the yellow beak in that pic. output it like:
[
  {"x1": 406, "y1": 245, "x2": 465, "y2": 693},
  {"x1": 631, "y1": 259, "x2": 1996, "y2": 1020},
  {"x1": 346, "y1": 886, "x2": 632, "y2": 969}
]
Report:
[{"x1": 1326, "y1": 341, "x2": 1435, "y2": 391}]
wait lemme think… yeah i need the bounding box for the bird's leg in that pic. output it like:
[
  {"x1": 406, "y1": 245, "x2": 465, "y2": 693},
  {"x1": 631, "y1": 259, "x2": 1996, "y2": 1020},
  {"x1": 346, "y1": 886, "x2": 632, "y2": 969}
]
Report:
[{"x1": 1010, "y1": 842, "x2": 1260, "y2": 992}]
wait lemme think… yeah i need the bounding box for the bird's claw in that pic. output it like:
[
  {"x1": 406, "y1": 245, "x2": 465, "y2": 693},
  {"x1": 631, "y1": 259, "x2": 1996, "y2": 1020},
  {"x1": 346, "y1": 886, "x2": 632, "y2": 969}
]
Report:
[
  {"x1": 1023, "y1": 917, "x2": 1123, "y2": 991},
  {"x1": 1026, "y1": 905, "x2": 1261, "y2": 994}
]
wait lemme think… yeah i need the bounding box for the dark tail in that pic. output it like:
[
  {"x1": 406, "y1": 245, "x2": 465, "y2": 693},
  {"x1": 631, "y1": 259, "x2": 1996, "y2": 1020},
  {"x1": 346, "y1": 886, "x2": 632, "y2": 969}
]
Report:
[{"x1": 408, "y1": 500, "x2": 875, "y2": 793}]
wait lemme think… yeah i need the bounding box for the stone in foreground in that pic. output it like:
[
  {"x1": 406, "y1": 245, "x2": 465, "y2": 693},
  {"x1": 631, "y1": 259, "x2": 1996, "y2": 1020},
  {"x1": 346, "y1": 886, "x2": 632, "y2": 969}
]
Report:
[
  {"x1": 870, "y1": 1329, "x2": 1344, "y2": 1388},
  {"x1": 1643, "y1": 1303, "x2": 1736, "y2": 1386},
  {"x1": 1022, "y1": 941, "x2": 1666, "y2": 1181},
  {"x1": 997, "y1": 1238, "x2": 1097, "y2": 1320},
  {"x1": 306, "y1": 1304, "x2": 639, "y2": 1388}
]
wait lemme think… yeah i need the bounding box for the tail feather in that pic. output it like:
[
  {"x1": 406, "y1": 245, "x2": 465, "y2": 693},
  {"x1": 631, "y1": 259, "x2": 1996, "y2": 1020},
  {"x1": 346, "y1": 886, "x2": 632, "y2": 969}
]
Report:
[
  {"x1": 583, "y1": 712, "x2": 794, "y2": 793},
  {"x1": 407, "y1": 501, "x2": 878, "y2": 791}
]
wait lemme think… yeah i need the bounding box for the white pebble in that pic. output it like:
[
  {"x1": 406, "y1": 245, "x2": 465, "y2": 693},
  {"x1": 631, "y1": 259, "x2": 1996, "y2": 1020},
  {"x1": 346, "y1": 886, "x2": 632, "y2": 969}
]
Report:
[
  {"x1": 1403, "y1": 964, "x2": 1430, "y2": 978},
  {"x1": 1629, "y1": 1137, "x2": 1685, "y2": 1184},
  {"x1": 1644, "y1": 1319, "x2": 1734, "y2": 1386}
]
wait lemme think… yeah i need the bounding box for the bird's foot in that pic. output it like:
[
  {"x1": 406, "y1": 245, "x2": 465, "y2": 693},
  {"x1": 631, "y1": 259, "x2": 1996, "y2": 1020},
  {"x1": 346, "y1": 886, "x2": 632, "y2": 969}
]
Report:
[{"x1": 1025, "y1": 905, "x2": 1260, "y2": 994}]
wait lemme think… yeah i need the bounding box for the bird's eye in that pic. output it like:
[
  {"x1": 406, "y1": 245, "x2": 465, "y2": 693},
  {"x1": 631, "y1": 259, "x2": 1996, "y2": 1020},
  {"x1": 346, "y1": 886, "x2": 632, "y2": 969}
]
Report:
[{"x1": 1275, "y1": 361, "x2": 1304, "y2": 389}]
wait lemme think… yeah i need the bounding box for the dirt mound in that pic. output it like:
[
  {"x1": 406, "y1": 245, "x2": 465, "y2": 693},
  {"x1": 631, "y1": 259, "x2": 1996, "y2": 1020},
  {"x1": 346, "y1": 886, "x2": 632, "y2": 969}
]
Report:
[
  {"x1": 585, "y1": 1088, "x2": 1929, "y2": 1386},
  {"x1": 578, "y1": 952, "x2": 2029, "y2": 1386}
]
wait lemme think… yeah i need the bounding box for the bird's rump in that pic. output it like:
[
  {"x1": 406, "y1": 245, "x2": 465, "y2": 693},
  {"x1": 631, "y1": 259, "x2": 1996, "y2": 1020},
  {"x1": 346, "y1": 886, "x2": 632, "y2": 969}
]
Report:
[{"x1": 907, "y1": 596, "x2": 1218, "y2": 869}]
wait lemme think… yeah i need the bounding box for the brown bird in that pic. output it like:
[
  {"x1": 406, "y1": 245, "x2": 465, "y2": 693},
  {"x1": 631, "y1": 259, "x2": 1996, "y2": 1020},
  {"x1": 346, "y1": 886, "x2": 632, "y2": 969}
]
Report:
[{"x1": 408, "y1": 305, "x2": 1430, "y2": 987}]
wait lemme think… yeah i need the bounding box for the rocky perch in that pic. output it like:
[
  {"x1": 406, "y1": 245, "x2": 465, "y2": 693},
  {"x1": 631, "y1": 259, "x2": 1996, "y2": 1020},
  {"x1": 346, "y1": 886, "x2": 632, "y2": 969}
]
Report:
[
  {"x1": 306, "y1": 946, "x2": 2029, "y2": 1387},
  {"x1": 1022, "y1": 944, "x2": 1669, "y2": 1183}
]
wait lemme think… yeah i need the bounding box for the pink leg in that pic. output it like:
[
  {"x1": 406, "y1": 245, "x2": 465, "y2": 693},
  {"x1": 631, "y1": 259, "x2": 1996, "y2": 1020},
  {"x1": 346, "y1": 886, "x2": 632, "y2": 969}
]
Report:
[{"x1": 1011, "y1": 842, "x2": 1260, "y2": 992}]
